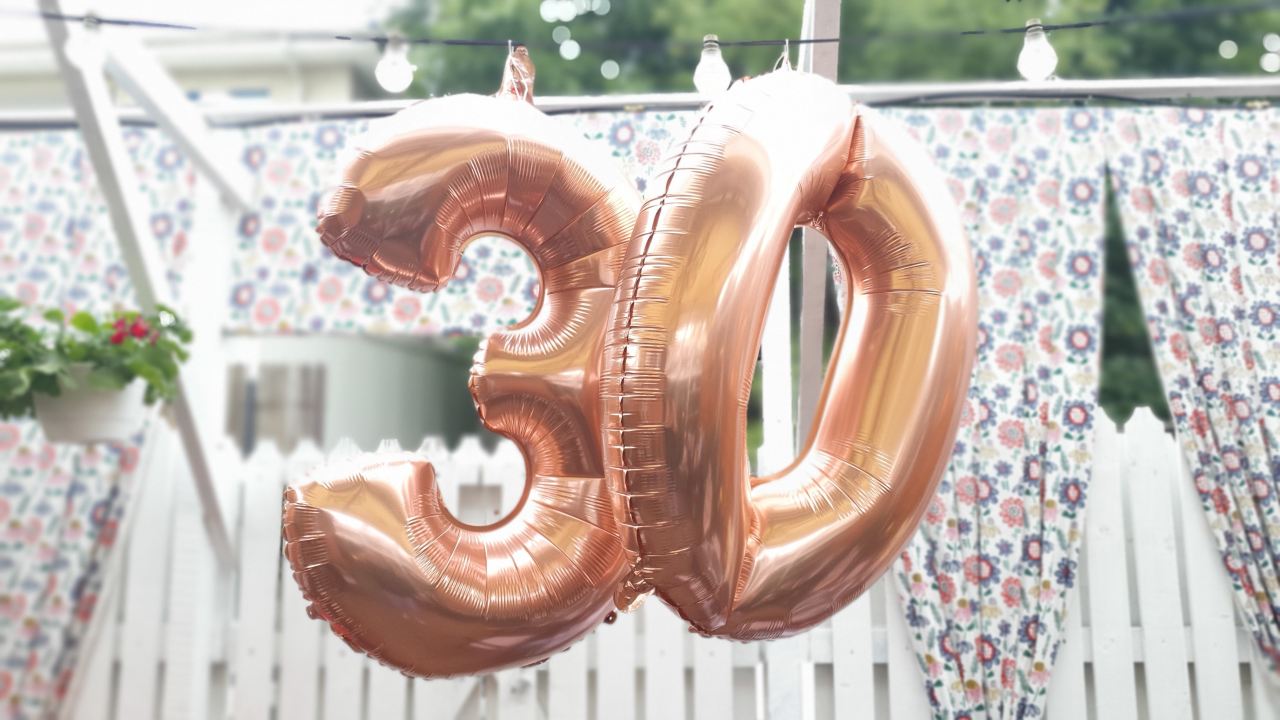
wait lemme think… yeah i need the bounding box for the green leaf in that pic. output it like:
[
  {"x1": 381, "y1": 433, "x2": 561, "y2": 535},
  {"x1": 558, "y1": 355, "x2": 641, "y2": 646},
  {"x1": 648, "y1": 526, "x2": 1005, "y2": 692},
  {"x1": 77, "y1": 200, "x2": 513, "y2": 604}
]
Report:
[
  {"x1": 70, "y1": 311, "x2": 99, "y2": 334},
  {"x1": 0, "y1": 370, "x2": 31, "y2": 399},
  {"x1": 0, "y1": 297, "x2": 21, "y2": 313},
  {"x1": 43, "y1": 308, "x2": 65, "y2": 324}
]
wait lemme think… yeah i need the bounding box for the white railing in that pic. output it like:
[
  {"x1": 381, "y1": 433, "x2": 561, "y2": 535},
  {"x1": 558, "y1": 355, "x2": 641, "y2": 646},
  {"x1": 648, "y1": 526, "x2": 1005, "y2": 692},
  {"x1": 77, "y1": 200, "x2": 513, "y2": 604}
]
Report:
[{"x1": 66, "y1": 408, "x2": 1280, "y2": 720}]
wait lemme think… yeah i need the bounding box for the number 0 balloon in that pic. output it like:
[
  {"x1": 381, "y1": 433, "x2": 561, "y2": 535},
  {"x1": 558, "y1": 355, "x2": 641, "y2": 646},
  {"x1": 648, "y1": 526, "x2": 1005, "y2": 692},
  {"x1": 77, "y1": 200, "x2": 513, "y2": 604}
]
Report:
[
  {"x1": 605, "y1": 71, "x2": 976, "y2": 638},
  {"x1": 281, "y1": 55, "x2": 976, "y2": 676}
]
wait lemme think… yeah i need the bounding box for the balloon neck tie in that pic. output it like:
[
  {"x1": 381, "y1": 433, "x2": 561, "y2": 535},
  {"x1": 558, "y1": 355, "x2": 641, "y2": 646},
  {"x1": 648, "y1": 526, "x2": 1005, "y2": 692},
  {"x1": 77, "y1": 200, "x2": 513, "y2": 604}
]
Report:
[
  {"x1": 773, "y1": 39, "x2": 792, "y2": 72},
  {"x1": 499, "y1": 43, "x2": 536, "y2": 103}
]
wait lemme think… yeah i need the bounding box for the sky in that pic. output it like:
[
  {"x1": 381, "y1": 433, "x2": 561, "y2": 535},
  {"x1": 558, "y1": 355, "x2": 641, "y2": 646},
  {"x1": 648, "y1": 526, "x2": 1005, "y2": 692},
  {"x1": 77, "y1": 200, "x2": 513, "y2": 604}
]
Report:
[{"x1": 0, "y1": 0, "x2": 406, "y2": 44}]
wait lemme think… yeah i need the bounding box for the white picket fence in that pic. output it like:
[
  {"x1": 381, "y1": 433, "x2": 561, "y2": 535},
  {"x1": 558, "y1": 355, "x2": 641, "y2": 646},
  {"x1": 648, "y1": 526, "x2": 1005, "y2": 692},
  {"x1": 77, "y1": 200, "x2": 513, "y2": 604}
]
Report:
[{"x1": 63, "y1": 408, "x2": 1280, "y2": 720}]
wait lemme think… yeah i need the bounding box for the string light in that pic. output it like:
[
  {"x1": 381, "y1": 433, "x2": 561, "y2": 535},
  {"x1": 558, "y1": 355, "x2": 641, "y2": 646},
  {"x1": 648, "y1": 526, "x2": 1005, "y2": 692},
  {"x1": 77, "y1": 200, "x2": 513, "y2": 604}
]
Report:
[
  {"x1": 1219, "y1": 40, "x2": 1239, "y2": 59},
  {"x1": 1017, "y1": 19, "x2": 1058, "y2": 81},
  {"x1": 1265, "y1": 33, "x2": 1280, "y2": 52},
  {"x1": 693, "y1": 35, "x2": 732, "y2": 96},
  {"x1": 1263, "y1": 53, "x2": 1280, "y2": 72},
  {"x1": 375, "y1": 36, "x2": 415, "y2": 93},
  {"x1": 601, "y1": 59, "x2": 620, "y2": 79},
  {"x1": 560, "y1": 39, "x2": 581, "y2": 60}
]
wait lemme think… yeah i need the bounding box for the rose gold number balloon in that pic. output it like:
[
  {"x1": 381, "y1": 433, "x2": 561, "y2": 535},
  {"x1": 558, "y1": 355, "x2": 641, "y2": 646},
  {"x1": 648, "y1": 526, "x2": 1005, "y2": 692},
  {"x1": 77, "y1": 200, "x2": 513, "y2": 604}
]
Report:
[
  {"x1": 283, "y1": 48, "x2": 637, "y2": 677},
  {"x1": 605, "y1": 70, "x2": 977, "y2": 639}
]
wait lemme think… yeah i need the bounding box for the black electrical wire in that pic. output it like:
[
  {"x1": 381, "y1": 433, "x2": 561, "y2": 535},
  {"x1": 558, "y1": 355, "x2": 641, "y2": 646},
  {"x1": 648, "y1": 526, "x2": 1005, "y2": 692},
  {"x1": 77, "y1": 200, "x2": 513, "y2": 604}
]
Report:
[{"x1": 3, "y1": 0, "x2": 1277, "y2": 52}]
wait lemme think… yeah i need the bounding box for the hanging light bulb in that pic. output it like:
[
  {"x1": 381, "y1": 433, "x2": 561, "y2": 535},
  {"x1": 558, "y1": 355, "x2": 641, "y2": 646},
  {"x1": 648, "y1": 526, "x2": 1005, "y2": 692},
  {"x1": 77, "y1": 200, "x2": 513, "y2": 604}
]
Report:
[
  {"x1": 693, "y1": 34, "x2": 732, "y2": 96},
  {"x1": 376, "y1": 36, "x2": 416, "y2": 94},
  {"x1": 1017, "y1": 19, "x2": 1058, "y2": 81}
]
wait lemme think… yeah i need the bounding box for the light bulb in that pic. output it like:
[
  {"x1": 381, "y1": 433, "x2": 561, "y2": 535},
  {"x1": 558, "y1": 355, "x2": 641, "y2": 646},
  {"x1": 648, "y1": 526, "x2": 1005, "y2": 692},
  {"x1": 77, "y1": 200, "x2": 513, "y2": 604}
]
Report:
[
  {"x1": 1219, "y1": 40, "x2": 1238, "y2": 59},
  {"x1": 1265, "y1": 33, "x2": 1280, "y2": 53},
  {"x1": 693, "y1": 34, "x2": 732, "y2": 96},
  {"x1": 376, "y1": 38, "x2": 416, "y2": 94},
  {"x1": 1017, "y1": 19, "x2": 1058, "y2": 81},
  {"x1": 1263, "y1": 53, "x2": 1280, "y2": 73}
]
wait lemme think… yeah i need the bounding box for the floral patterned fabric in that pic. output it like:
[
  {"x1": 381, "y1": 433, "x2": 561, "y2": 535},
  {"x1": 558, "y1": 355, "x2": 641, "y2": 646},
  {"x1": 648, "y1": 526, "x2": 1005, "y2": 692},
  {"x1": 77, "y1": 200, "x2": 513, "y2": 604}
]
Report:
[
  {"x1": 888, "y1": 108, "x2": 1107, "y2": 719},
  {"x1": 0, "y1": 422, "x2": 138, "y2": 720},
  {"x1": 1105, "y1": 107, "x2": 1280, "y2": 673}
]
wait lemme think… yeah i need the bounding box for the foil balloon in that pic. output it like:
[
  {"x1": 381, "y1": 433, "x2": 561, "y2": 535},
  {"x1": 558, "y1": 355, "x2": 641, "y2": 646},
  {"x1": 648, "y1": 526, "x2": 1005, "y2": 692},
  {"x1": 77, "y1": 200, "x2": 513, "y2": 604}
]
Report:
[
  {"x1": 283, "y1": 47, "x2": 637, "y2": 677},
  {"x1": 604, "y1": 70, "x2": 977, "y2": 639}
]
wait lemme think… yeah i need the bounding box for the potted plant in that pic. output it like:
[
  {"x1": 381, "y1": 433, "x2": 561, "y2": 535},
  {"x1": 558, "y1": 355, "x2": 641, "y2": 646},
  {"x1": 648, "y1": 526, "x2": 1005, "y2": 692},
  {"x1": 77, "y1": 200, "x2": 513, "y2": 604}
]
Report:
[{"x1": 0, "y1": 297, "x2": 192, "y2": 443}]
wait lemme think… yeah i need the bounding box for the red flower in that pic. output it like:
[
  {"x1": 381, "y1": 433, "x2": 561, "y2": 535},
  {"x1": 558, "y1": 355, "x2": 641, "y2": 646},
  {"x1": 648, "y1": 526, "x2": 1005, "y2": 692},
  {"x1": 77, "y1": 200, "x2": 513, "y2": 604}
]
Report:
[
  {"x1": 1211, "y1": 488, "x2": 1230, "y2": 515},
  {"x1": 109, "y1": 330, "x2": 126, "y2": 345},
  {"x1": 130, "y1": 318, "x2": 150, "y2": 338}
]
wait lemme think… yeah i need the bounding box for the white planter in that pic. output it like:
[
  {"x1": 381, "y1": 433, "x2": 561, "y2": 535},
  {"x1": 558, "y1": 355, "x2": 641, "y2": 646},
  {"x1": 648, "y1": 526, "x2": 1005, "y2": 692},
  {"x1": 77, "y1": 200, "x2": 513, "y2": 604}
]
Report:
[{"x1": 33, "y1": 364, "x2": 148, "y2": 444}]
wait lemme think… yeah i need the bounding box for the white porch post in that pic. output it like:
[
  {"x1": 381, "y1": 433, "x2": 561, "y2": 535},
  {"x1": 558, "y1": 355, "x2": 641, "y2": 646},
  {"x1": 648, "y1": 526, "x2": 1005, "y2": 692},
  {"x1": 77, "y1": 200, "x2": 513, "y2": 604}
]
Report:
[{"x1": 39, "y1": 0, "x2": 236, "y2": 570}]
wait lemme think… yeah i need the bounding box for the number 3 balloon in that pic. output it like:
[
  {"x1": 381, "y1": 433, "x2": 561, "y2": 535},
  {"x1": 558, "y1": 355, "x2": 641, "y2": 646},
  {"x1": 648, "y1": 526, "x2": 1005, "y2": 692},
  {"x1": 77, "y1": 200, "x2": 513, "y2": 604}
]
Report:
[
  {"x1": 283, "y1": 48, "x2": 637, "y2": 677},
  {"x1": 605, "y1": 71, "x2": 976, "y2": 638}
]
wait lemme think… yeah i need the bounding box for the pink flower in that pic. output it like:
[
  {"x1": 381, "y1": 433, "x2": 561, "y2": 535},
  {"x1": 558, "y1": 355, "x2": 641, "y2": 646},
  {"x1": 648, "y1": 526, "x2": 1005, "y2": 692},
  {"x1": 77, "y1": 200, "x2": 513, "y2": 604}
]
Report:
[
  {"x1": 989, "y1": 196, "x2": 1018, "y2": 225},
  {"x1": 0, "y1": 594, "x2": 26, "y2": 621},
  {"x1": 253, "y1": 298, "x2": 281, "y2": 327},
  {"x1": 925, "y1": 497, "x2": 946, "y2": 525},
  {"x1": 937, "y1": 573, "x2": 955, "y2": 605},
  {"x1": 998, "y1": 420, "x2": 1025, "y2": 449},
  {"x1": 986, "y1": 126, "x2": 1014, "y2": 153},
  {"x1": 1130, "y1": 187, "x2": 1155, "y2": 213},
  {"x1": 267, "y1": 159, "x2": 292, "y2": 185},
  {"x1": 1029, "y1": 662, "x2": 1051, "y2": 687},
  {"x1": 393, "y1": 296, "x2": 420, "y2": 324},
  {"x1": 1001, "y1": 577, "x2": 1023, "y2": 607},
  {"x1": 995, "y1": 343, "x2": 1024, "y2": 372},
  {"x1": 993, "y1": 269, "x2": 1022, "y2": 298},
  {"x1": 1000, "y1": 497, "x2": 1025, "y2": 527},
  {"x1": 1036, "y1": 179, "x2": 1061, "y2": 208},
  {"x1": 318, "y1": 277, "x2": 343, "y2": 303},
  {"x1": 0, "y1": 424, "x2": 18, "y2": 452},
  {"x1": 120, "y1": 447, "x2": 140, "y2": 473},
  {"x1": 476, "y1": 276, "x2": 504, "y2": 303},
  {"x1": 1001, "y1": 658, "x2": 1017, "y2": 689},
  {"x1": 261, "y1": 227, "x2": 287, "y2": 254},
  {"x1": 956, "y1": 476, "x2": 980, "y2": 504}
]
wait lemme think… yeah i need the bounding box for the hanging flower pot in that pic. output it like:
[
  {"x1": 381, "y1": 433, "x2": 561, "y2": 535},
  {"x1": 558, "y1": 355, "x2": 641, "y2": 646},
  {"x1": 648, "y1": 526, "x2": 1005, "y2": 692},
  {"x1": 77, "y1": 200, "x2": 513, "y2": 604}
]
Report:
[
  {"x1": 0, "y1": 298, "x2": 192, "y2": 445},
  {"x1": 33, "y1": 363, "x2": 148, "y2": 443}
]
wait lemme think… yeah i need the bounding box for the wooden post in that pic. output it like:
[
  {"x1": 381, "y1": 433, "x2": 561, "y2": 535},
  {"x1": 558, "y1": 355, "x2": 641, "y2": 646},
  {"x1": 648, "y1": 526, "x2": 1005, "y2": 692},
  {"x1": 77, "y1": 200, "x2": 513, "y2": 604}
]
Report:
[
  {"x1": 39, "y1": 0, "x2": 235, "y2": 569},
  {"x1": 794, "y1": 0, "x2": 841, "y2": 445}
]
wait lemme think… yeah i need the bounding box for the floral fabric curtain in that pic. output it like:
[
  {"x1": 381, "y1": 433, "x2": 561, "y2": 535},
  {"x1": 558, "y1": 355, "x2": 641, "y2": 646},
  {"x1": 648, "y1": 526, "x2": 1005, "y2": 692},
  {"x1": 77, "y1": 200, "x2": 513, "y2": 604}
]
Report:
[
  {"x1": 1106, "y1": 107, "x2": 1280, "y2": 673},
  {"x1": 887, "y1": 108, "x2": 1107, "y2": 718},
  {"x1": 0, "y1": 423, "x2": 138, "y2": 719}
]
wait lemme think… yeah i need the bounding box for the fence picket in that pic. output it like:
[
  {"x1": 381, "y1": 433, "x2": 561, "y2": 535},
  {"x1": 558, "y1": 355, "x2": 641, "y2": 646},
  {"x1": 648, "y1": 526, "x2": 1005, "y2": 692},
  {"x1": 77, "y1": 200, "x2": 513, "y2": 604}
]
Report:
[
  {"x1": 160, "y1": 449, "x2": 221, "y2": 720},
  {"x1": 548, "y1": 639, "x2": 589, "y2": 720},
  {"x1": 1124, "y1": 410, "x2": 1192, "y2": 720},
  {"x1": 644, "y1": 599, "x2": 686, "y2": 720},
  {"x1": 693, "y1": 634, "x2": 734, "y2": 720},
  {"x1": 595, "y1": 607, "x2": 638, "y2": 720},
  {"x1": 883, "y1": 578, "x2": 930, "y2": 719},
  {"x1": 1175, "y1": 451, "x2": 1244, "y2": 719},
  {"x1": 231, "y1": 442, "x2": 286, "y2": 720},
  {"x1": 115, "y1": 427, "x2": 179, "y2": 720},
  {"x1": 831, "y1": 593, "x2": 873, "y2": 720},
  {"x1": 1085, "y1": 419, "x2": 1139, "y2": 719},
  {"x1": 279, "y1": 440, "x2": 326, "y2": 720}
]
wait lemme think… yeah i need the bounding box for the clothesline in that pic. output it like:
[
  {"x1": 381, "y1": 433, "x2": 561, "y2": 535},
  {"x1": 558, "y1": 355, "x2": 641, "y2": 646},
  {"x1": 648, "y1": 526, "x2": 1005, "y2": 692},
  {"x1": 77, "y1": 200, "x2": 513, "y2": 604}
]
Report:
[{"x1": 1, "y1": 75, "x2": 1277, "y2": 129}]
